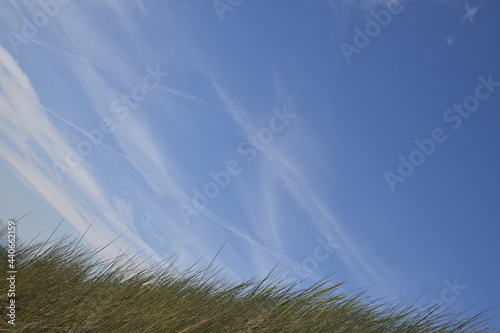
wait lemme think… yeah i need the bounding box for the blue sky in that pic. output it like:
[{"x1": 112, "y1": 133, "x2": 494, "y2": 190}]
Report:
[{"x1": 1, "y1": 0, "x2": 499, "y2": 326}]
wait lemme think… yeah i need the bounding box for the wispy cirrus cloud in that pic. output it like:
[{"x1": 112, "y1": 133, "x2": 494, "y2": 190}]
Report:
[
  {"x1": 192, "y1": 69, "x2": 396, "y2": 293},
  {"x1": 0, "y1": 0, "x2": 396, "y2": 296},
  {"x1": 0, "y1": 1, "x2": 319, "y2": 282},
  {"x1": 0, "y1": 45, "x2": 162, "y2": 262}
]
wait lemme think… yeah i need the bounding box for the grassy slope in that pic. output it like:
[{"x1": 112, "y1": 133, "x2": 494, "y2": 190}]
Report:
[{"x1": 0, "y1": 226, "x2": 496, "y2": 332}]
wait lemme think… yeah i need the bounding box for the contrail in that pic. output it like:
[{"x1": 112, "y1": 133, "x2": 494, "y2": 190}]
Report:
[
  {"x1": 193, "y1": 204, "x2": 322, "y2": 282},
  {"x1": 26, "y1": 38, "x2": 101, "y2": 66},
  {"x1": 39, "y1": 103, "x2": 129, "y2": 161},
  {"x1": 157, "y1": 86, "x2": 321, "y2": 280},
  {"x1": 158, "y1": 85, "x2": 227, "y2": 111}
]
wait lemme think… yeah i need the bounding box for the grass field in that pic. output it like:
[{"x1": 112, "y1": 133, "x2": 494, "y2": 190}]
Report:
[{"x1": 0, "y1": 222, "x2": 496, "y2": 332}]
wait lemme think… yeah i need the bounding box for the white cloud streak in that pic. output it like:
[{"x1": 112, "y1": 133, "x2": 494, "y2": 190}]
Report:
[{"x1": 0, "y1": 44, "x2": 162, "y2": 263}]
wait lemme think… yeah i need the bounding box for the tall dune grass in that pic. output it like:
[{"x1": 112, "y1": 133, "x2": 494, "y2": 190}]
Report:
[{"x1": 0, "y1": 222, "x2": 495, "y2": 332}]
